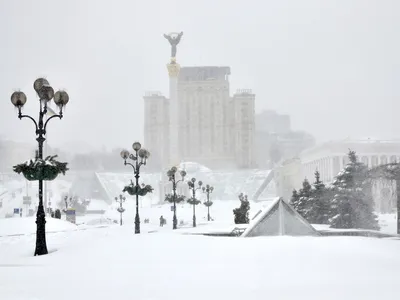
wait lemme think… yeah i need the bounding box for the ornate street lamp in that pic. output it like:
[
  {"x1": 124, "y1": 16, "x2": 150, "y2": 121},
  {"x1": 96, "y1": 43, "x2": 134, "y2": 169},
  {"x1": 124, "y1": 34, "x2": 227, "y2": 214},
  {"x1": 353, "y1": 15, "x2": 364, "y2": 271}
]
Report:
[
  {"x1": 10, "y1": 78, "x2": 69, "y2": 256},
  {"x1": 115, "y1": 194, "x2": 126, "y2": 226},
  {"x1": 166, "y1": 166, "x2": 187, "y2": 229},
  {"x1": 187, "y1": 178, "x2": 203, "y2": 227},
  {"x1": 63, "y1": 195, "x2": 73, "y2": 212},
  {"x1": 202, "y1": 184, "x2": 214, "y2": 221},
  {"x1": 120, "y1": 142, "x2": 151, "y2": 234}
]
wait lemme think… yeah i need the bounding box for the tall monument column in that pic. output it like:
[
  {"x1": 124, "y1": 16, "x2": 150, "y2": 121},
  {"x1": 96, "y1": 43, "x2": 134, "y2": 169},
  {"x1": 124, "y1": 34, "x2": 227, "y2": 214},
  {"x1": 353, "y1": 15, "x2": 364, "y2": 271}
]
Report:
[
  {"x1": 164, "y1": 31, "x2": 183, "y2": 167},
  {"x1": 167, "y1": 61, "x2": 181, "y2": 166},
  {"x1": 158, "y1": 61, "x2": 180, "y2": 204}
]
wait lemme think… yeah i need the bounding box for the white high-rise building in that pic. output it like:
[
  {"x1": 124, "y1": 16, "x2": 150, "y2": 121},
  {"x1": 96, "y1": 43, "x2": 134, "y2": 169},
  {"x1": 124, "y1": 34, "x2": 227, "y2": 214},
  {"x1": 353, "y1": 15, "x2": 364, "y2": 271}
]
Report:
[
  {"x1": 144, "y1": 66, "x2": 255, "y2": 170},
  {"x1": 231, "y1": 89, "x2": 255, "y2": 168},
  {"x1": 143, "y1": 91, "x2": 169, "y2": 170}
]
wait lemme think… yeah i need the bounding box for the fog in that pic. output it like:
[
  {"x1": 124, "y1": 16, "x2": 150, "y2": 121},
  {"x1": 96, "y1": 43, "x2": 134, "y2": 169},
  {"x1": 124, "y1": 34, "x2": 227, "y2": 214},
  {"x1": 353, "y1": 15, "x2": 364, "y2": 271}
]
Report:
[{"x1": 0, "y1": 0, "x2": 399, "y2": 152}]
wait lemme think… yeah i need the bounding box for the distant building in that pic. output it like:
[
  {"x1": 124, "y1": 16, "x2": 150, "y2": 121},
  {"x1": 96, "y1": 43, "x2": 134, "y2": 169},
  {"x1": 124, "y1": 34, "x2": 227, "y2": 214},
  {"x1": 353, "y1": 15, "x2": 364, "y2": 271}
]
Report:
[
  {"x1": 143, "y1": 91, "x2": 169, "y2": 170},
  {"x1": 144, "y1": 66, "x2": 255, "y2": 170},
  {"x1": 231, "y1": 89, "x2": 256, "y2": 168},
  {"x1": 255, "y1": 110, "x2": 291, "y2": 134},
  {"x1": 254, "y1": 110, "x2": 315, "y2": 168},
  {"x1": 300, "y1": 138, "x2": 400, "y2": 184},
  {"x1": 274, "y1": 138, "x2": 400, "y2": 212}
]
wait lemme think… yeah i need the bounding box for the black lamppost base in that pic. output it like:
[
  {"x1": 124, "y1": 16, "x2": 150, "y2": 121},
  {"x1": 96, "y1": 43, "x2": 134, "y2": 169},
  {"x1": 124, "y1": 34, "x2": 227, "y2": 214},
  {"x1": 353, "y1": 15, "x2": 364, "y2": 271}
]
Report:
[
  {"x1": 134, "y1": 214, "x2": 140, "y2": 234},
  {"x1": 193, "y1": 215, "x2": 196, "y2": 228},
  {"x1": 34, "y1": 207, "x2": 48, "y2": 256},
  {"x1": 173, "y1": 214, "x2": 177, "y2": 230}
]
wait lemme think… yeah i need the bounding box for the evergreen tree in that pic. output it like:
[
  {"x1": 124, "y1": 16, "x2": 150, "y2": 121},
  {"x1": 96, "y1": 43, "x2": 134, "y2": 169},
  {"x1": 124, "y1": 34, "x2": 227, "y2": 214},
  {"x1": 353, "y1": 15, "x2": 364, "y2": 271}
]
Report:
[
  {"x1": 307, "y1": 171, "x2": 330, "y2": 224},
  {"x1": 233, "y1": 193, "x2": 250, "y2": 224},
  {"x1": 295, "y1": 178, "x2": 312, "y2": 219},
  {"x1": 330, "y1": 150, "x2": 379, "y2": 230},
  {"x1": 290, "y1": 189, "x2": 300, "y2": 208}
]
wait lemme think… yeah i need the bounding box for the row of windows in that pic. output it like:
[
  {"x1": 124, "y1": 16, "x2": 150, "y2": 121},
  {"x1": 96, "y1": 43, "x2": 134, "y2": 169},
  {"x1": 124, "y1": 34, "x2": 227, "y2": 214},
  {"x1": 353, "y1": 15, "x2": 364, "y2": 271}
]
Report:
[{"x1": 303, "y1": 154, "x2": 400, "y2": 183}]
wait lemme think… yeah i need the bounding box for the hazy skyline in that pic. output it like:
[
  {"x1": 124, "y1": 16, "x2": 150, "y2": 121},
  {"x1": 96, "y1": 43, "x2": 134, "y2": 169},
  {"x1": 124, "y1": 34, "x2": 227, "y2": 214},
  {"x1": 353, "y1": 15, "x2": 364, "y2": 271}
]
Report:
[{"x1": 0, "y1": 0, "x2": 399, "y2": 152}]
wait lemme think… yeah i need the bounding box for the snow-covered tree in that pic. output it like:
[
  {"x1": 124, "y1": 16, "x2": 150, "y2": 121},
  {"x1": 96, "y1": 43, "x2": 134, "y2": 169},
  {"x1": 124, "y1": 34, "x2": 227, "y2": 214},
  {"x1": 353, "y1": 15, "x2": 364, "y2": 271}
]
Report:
[
  {"x1": 290, "y1": 189, "x2": 300, "y2": 208},
  {"x1": 330, "y1": 150, "x2": 379, "y2": 230},
  {"x1": 306, "y1": 171, "x2": 331, "y2": 224},
  {"x1": 233, "y1": 193, "x2": 250, "y2": 224},
  {"x1": 295, "y1": 178, "x2": 312, "y2": 219}
]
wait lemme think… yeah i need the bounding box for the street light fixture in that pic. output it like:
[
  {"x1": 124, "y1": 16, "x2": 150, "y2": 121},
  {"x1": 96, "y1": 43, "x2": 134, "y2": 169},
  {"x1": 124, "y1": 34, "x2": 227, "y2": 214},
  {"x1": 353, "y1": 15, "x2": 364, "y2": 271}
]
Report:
[
  {"x1": 167, "y1": 166, "x2": 187, "y2": 229},
  {"x1": 63, "y1": 195, "x2": 73, "y2": 212},
  {"x1": 187, "y1": 177, "x2": 203, "y2": 227},
  {"x1": 202, "y1": 184, "x2": 214, "y2": 221},
  {"x1": 115, "y1": 194, "x2": 126, "y2": 226},
  {"x1": 10, "y1": 78, "x2": 69, "y2": 256},
  {"x1": 120, "y1": 141, "x2": 150, "y2": 234}
]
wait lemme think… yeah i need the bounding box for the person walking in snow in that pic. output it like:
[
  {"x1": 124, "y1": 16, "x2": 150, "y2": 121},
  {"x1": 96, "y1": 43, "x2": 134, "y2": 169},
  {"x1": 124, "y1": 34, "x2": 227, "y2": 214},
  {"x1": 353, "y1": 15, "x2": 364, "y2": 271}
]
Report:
[{"x1": 160, "y1": 215, "x2": 164, "y2": 227}]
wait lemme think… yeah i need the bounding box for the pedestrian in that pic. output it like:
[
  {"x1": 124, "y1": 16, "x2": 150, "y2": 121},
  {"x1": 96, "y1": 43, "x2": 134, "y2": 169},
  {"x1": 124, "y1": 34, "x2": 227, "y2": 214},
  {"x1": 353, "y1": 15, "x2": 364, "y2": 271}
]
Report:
[{"x1": 160, "y1": 215, "x2": 164, "y2": 227}]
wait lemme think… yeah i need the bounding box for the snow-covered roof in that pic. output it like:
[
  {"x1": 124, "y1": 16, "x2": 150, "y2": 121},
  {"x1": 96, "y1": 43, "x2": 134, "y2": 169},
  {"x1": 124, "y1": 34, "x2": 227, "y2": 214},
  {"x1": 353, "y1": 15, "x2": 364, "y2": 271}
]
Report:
[{"x1": 178, "y1": 161, "x2": 212, "y2": 173}]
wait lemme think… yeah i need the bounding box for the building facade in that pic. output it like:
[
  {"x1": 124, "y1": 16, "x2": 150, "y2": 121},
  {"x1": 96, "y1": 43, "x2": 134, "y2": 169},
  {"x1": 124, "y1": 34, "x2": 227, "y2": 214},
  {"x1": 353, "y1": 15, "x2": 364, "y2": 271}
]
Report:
[
  {"x1": 255, "y1": 110, "x2": 291, "y2": 135},
  {"x1": 143, "y1": 91, "x2": 169, "y2": 170},
  {"x1": 300, "y1": 139, "x2": 400, "y2": 184},
  {"x1": 254, "y1": 110, "x2": 315, "y2": 169},
  {"x1": 274, "y1": 138, "x2": 400, "y2": 212},
  {"x1": 144, "y1": 66, "x2": 255, "y2": 170},
  {"x1": 177, "y1": 66, "x2": 233, "y2": 168},
  {"x1": 231, "y1": 89, "x2": 255, "y2": 168}
]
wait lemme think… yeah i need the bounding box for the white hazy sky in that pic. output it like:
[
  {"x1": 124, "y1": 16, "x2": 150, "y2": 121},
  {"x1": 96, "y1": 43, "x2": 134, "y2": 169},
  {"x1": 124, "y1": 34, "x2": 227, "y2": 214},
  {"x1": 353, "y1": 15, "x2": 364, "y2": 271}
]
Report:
[{"x1": 0, "y1": 0, "x2": 399, "y2": 151}]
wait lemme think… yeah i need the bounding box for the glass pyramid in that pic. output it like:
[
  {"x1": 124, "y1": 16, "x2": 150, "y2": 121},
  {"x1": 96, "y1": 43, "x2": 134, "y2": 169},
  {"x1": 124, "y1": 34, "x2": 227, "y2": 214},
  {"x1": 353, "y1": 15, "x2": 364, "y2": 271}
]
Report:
[{"x1": 242, "y1": 198, "x2": 320, "y2": 237}]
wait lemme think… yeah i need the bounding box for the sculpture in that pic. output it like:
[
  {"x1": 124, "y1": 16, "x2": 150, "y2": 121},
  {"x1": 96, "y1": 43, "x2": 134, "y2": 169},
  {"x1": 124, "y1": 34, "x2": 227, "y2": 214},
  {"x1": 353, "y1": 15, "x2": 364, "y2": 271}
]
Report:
[{"x1": 163, "y1": 32, "x2": 183, "y2": 59}]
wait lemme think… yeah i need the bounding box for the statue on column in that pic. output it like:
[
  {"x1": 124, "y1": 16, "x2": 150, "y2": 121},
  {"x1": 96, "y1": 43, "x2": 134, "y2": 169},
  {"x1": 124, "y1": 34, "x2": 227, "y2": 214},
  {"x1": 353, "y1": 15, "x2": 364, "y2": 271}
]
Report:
[{"x1": 163, "y1": 32, "x2": 183, "y2": 61}]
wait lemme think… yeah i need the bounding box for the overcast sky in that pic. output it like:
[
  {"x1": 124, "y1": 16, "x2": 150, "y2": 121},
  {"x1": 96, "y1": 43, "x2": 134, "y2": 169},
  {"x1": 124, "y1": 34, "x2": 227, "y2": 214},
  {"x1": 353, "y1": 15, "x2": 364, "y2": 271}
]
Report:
[{"x1": 0, "y1": 0, "x2": 399, "y2": 152}]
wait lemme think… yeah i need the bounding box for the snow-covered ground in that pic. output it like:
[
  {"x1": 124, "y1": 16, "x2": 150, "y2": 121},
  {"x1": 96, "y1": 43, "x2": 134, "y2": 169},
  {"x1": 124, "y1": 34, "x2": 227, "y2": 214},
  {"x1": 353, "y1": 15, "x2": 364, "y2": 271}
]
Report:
[
  {"x1": 104, "y1": 199, "x2": 271, "y2": 226},
  {"x1": 1, "y1": 190, "x2": 400, "y2": 299},
  {"x1": 0, "y1": 217, "x2": 78, "y2": 236},
  {"x1": 1, "y1": 220, "x2": 400, "y2": 300}
]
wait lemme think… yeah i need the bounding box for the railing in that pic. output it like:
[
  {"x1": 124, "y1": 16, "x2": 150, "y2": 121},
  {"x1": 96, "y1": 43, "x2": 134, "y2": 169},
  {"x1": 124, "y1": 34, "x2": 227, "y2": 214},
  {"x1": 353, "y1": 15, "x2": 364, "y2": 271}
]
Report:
[
  {"x1": 234, "y1": 89, "x2": 253, "y2": 95},
  {"x1": 144, "y1": 91, "x2": 163, "y2": 97}
]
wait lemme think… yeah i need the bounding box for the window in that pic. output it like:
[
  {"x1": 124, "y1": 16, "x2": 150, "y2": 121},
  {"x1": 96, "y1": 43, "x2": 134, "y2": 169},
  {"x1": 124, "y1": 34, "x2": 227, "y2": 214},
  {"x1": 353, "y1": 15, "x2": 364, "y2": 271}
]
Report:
[
  {"x1": 371, "y1": 156, "x2": 378, "y2": 167},
  {"x1": 332, "y1": 156, "x2": 340, "y2": 175}
]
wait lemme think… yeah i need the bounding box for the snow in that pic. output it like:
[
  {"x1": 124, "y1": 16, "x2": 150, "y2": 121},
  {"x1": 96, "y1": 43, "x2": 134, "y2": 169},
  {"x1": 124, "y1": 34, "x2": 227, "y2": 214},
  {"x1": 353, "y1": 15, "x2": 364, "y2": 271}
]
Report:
[
  {"x1": 178, "y1": 161, "x2": 212, "y2": 173},
  {"x1": 0, "y1": 217, "x2": 77, "y2": 236},
  {"x1": 103, "y1": 200, "x2": 271, "y2": 228},
  {"x1": 0, "y1": 224, "x2": 400, "y2": 300},
  {"x1": 86, "y1": 199, "x2": 111, "y2": 211},
  {"x1": 379, "y1": 213, "x2": 397, "y2": 233},
  {"x1": 1, "y1": 188, "x2": 400, "y2": 299}
]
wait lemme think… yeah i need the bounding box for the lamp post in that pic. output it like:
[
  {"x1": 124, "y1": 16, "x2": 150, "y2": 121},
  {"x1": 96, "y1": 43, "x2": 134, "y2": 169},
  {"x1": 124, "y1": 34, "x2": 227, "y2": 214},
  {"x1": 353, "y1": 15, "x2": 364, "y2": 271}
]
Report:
[
  {"x1": 202, "y1": 184, "x2": 214, "y2": 221},
  {"x1": 120, "y1": 142, "x2": 150, "y2": 234},
  {"x1": 63, "y1": 195, "x2": 72, "y2": 211},
  {"x1": 167, "y1": 166, "x2": 187, "y2": 229},
  {"x1": 187, "y1": 178, "x2": 203, "y2": 227},
  {"x1": 10, "y1": 78, "x2": 69, "y2": 256},
  {"x1": 115, "y1": 194, "x2": 126, "y2": 226}
]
